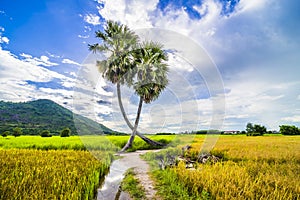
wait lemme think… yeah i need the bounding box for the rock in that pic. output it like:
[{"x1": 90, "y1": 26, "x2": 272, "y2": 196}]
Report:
[
  {"x1": 181, "y1": 145, "x2": 192, "y2": 156},
  {"x1": 198, "y1": 153, "x2": 220, "y2": 164}
]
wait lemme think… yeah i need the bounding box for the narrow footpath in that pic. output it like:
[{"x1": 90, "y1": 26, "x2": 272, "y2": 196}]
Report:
[
  {"x1": 118, "y1": 150, "x2": 161, "y2": 199},
  {"x1": 98, "y1": 150, "x2": 161, "y2": 200}
]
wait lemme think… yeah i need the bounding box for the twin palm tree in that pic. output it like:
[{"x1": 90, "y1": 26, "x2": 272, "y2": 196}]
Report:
[{"x1": 89, "y1": 20, "x2": 169, "y2": 151}]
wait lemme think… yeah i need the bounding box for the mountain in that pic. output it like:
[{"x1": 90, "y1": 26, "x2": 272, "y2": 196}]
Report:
[{"x1": 0, "y1": 99, "x2": 122, "y2": 135}]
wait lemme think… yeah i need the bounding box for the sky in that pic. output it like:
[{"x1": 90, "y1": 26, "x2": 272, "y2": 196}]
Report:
[{"x1": 0, "y1": 0, "x2": 300, "y2": 133}]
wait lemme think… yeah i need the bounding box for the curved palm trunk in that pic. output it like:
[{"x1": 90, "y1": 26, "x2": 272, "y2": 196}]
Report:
[
  {"x1": 117, "y1": 83, "x2": 164, "y2": 147},
  {"x1": 120, "y1": 97, "x2": 143, "y2": 152}
]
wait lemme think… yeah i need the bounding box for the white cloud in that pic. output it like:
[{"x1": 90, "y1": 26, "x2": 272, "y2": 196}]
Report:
[
  {"x1": 84, "y1": 14, "x2": 101, "y2": 25},
  {"x1": 62, "y1": 58, "x2": 81, "y2": 66},
  {"x1": 0, "y1": 46, "x2": 74, "y2": 105},
  {"x1": 98, "y1": 0, "x2": 158, "y2": 29},
  {"x1": 167, "y1": 52, "x2": 194, "y2": 72},
  {"x1": 78, "y1": 35, "x2": 89, "y2": 39},
  {"x1": 20, "y1": 53, "x2": 58, "y2": 67},
  {"x1": 0, "y1": 36, "x2": 9, "y2": 44},
  {"x1": 0, "y1": 27, "x2": 4, "y2": 32},
  {"x1": 82, "y1": 1, "x2": 300, "y2": 131},
  {"x1": 281, "y1": 116, "x2": 300, "y2": 123},
  {"x1": 46, "y1": 51, "x2": 61, "y2": 58},
  {"x1": 236, "y1": 0, "x2": 270, "y2": 13}
]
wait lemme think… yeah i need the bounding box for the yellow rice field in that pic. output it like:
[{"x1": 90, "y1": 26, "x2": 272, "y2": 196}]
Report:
[
  {"x1": 0, "y1": 149, "x2": 112, "y2": 200},
  {"x1": 171, "y1": 135, "x2": 300, "y2": 199}
]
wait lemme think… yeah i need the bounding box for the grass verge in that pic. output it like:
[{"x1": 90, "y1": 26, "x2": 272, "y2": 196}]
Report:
[{"x1": 120, "y1": 168, "x2": 146, "y2": 200}]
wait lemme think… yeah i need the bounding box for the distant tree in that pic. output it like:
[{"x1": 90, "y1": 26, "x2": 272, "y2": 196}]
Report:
[
  {"x1": 1, "y1": 131, "x2": 9, "y2": 137},
  {"x1": 253, "y1": 124, "x2": 267, "y2": 135},
  {"x1": 246, "y1": 123, "x2": 254, "y2": 133},
  {"x1": 12, "y1": 127, "x2": 22, "y2": 137},
  {"x1": 195, "y1": 130, "x2": 208, "y2": 134},
  {"x1": 246, "y1": 123, "x2": 266, "y2": 136},
  {"x1": 60, "y1": 128, "x2": 71, "y2": 137},
  {"x1": 40, "y1": 130, "x2": 52, "y2": 137},
  {"x1": 279, "y1": 125, "x2": 300, "y2": 135}
]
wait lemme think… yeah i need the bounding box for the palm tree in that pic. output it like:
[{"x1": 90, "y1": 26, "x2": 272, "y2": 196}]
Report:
[
  {"x1": 120, "y1": 41, "x2": 169, "y2": 152},
  {"x1": 89, "y1": 20, "x2": 164, "y2": 148}
]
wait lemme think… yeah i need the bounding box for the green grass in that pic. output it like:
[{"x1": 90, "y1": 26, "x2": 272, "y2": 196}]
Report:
[
  {"x1": 120, "y1": 168, "x2": 146, "y2": 200},
  {"x1": 0, "y1": 136, "x2": 86, "y2": 150},
  {"x1": 0, "y1": 135, "x2": 176, "y2": 151}
]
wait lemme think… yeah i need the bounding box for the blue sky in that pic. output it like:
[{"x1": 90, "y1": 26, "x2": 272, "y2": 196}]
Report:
[{"x1": 0, "y1": 0, "x2": 300, "y2": 132}]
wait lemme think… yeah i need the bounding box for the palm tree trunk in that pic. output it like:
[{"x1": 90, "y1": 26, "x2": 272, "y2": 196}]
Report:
[
  {"x1": 116, "y1": 83, "x2": 164, "y2": 147},
  {"x1": 120, "y1": 97, "x2": 143, "y2": 152}
]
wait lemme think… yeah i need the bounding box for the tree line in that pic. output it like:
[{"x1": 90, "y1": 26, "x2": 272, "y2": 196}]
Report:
[
  {"x1": 179, "y1": 123, "x2": 300, "y2": 136},
  {"x1": 1, "y1": 127, "x2": 72, "y2": 137}
]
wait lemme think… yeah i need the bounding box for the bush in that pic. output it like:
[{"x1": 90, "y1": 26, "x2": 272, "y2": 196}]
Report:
[
  {"x1": 246, "y1": 123, "x2": 266, "y2": 136},
  {"x1": 156, "y1": 132, "x2": 175, "y2": 135},
  {"x1": 246, "y1": 132, "x2": 262, "y2": 136},
  {"x1": 12, "y1": 127, "x2": 22, "y2": 137},
  {"x1": 280, "y1": 125, "x2": 300, "y2": 135},
  {"x1": 60, "y1": 128, "x2": 71, "y2": 137},
  {"x1": 40, "y1": 130, "x2": 52, "y2": 137},
  {"x1": 1, "y1": 131, "x2": 9, "y2": 137}
]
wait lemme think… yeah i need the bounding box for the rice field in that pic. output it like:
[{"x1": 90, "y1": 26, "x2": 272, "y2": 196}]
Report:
[
  {"x1": 0, "y1": 135, "x2": 173, "y2": 200},
  {"x1": 145, "y1": 135, "x2": 300, "y2": 200},
  {"x1": 0, "y1": 135, "x2": 174, "y2": 151},
  {"x1": 2, "y1": 135, "x2": 298, "y2": 199},
  {"x1": 0, "y1": 149, "x2": 112, "y2": 200}
]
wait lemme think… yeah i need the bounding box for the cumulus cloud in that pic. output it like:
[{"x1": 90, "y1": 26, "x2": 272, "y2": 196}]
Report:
[
  {"x1": 0, "y1": 45, "x2": 112, "y2": 120},
  {"x1": 84, "y1": 14, "x2": 101, "y2": 25},
  {"x1": 19, "y1": 53, "x2": 58, "y2": 67},
  {"x1": 0, "y1": 46, "x2": 75, "y2": 108},
  {"x1": 88, "y1": 0, "x2": 300, "y2": 131}
]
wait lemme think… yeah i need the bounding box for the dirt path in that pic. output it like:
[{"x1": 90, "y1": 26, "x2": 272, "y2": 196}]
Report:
[{"x1": 116, "y1": 150, "x2": 161, "y2": 200}]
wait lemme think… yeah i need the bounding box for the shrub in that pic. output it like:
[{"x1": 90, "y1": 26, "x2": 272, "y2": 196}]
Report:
[
  {"x1": 12, "y1": 127, "x2": 22, "y2": 137},
  {"x1": 1, "y1": 131, "x2": 9, "y2": 137},
  {"x1": 60, "y1": 128, "x2": 71, "y2": 137},
  {"x1": 40, "y1": 130, "x2": 52, "y2": 137},
  {"x1": 246, "y1": 132, "x2": 262, "y2": 136}
]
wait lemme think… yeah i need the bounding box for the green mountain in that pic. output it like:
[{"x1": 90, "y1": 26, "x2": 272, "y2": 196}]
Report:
[{"x1": 0, "y1": 99, "x2": 121, "y2": 135}]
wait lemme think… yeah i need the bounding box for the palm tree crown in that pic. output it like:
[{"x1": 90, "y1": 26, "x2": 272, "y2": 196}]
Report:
[
  {"x1": 89, "y1": 20, "x2": 138, "y2": 85},
  {"x1": 133, "y1": 42, "x2": 169, "y2": 103}
]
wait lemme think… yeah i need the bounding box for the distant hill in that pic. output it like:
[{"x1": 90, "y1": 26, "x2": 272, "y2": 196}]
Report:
[{"x1": 0, "y1": 99, "x2": 122, "y2": 135}]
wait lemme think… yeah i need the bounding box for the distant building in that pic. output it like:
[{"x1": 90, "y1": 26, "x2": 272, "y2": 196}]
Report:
[{"x1": 223, "y1": 130, "x2": 240, "y2": 135}]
